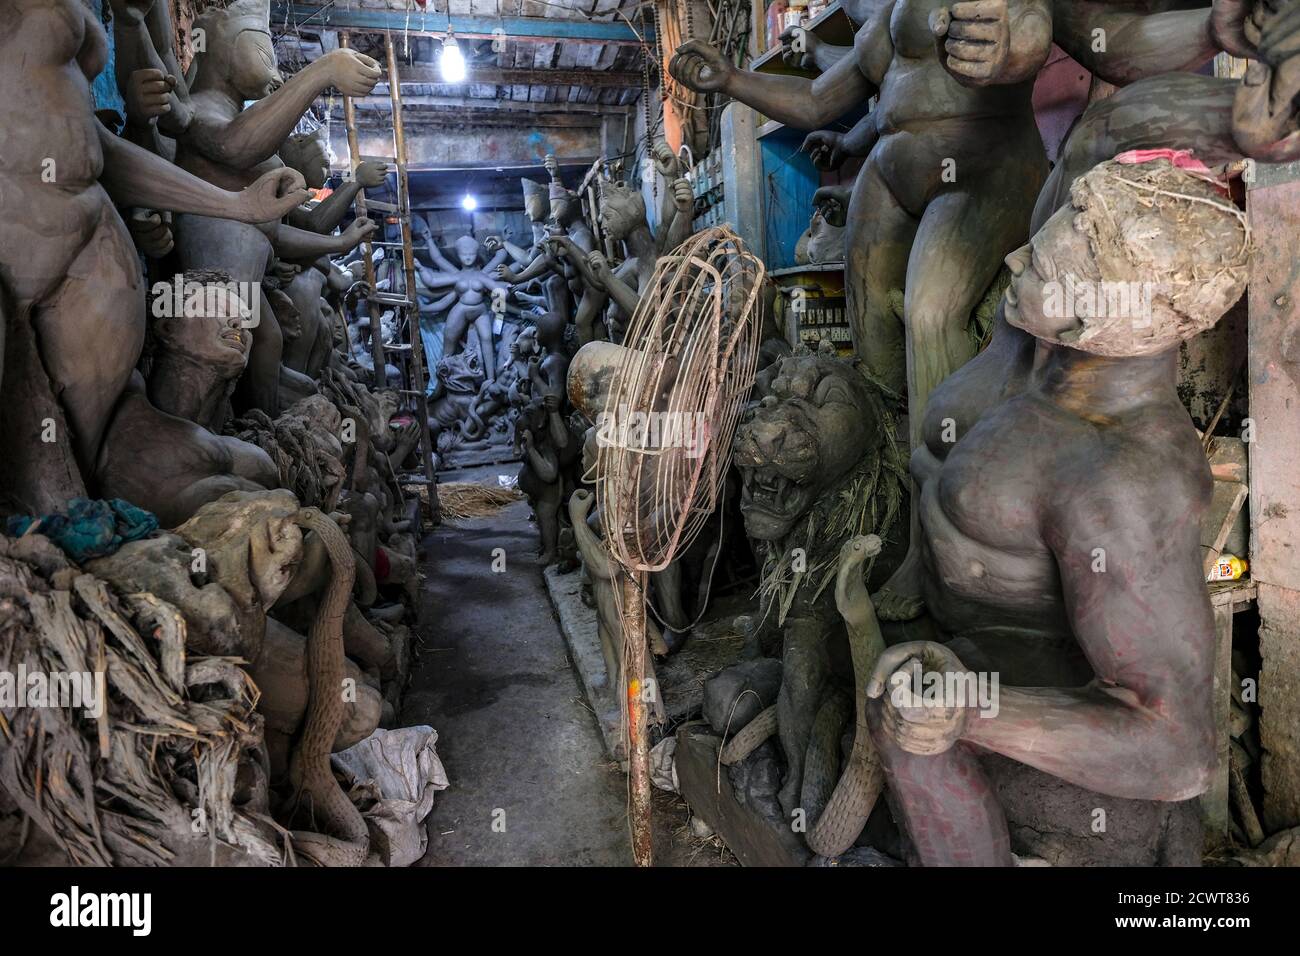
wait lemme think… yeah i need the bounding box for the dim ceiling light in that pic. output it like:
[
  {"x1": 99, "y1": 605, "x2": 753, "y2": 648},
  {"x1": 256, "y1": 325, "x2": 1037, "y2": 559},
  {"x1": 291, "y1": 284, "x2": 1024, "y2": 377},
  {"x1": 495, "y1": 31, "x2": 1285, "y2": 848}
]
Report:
[
  {"x1": 462, "y1": 194, "x2": 478, "y2": 211},
  {"x1": 441, "y1": 34, "x2": 467, "y2": 83}
]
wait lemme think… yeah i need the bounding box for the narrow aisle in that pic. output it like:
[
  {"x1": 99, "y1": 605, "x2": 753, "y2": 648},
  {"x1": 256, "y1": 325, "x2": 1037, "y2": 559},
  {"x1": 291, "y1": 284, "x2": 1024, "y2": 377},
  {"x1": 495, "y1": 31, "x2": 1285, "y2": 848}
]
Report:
[{"x1": 406, "y1": 468, "x2": 632, "y2": 866}]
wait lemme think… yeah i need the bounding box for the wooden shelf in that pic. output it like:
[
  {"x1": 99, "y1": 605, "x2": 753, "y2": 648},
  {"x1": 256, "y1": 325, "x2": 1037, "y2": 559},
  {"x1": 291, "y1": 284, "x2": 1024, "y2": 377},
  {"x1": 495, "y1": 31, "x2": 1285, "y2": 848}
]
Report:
[{"x1": 748, "y1": 2, "x2": 856, "y2": 76}]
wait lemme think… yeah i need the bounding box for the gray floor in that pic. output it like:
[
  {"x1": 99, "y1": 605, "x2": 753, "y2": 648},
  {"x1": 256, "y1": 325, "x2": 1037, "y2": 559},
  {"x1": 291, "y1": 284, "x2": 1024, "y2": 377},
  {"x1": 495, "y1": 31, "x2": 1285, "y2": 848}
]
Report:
[{"x1": 407, "y1": 466, "x2": 632, "y2": 866}]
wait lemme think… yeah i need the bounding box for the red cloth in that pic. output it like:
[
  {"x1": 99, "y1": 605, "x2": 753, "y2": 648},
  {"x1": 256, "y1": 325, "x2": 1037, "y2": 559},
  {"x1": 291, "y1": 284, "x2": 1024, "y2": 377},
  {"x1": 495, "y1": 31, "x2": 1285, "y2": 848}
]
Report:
[
  {"x1": 374, "y1": 546, "x2": 391, "y2": 582},
  {"x1": 1113, "y1": 148, "x2": 1231, "y2": 196}
]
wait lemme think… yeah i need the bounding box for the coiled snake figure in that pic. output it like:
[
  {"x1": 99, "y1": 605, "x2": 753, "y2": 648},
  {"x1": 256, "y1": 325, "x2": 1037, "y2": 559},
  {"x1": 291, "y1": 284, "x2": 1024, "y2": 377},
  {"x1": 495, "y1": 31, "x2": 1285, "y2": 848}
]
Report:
[
  {"x1": 721, "y1": 535, "x2": 885, "y2": 858},
  {"x1": 288, "y1": 507, "x2": 370, "y2": 866}
]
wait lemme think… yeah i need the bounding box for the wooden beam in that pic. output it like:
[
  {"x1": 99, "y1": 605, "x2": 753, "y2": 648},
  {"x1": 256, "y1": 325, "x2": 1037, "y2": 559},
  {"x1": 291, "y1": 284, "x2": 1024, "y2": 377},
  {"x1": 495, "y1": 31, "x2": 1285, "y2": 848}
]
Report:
[
  {"x1": 338, "y1": 97, "x2": 620, "y2": 121},
  {"x1": 271, "y1": 3, "x2": 652, "y2": 45},
  {"x1": 374, "y1": 65, "x2": 642, "y2": 88}
]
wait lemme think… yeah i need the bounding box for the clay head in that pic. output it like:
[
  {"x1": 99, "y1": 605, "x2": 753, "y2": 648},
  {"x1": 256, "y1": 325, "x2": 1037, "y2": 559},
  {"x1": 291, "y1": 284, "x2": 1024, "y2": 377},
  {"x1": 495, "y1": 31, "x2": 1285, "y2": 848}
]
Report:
[
  {"x1": 280, "y1": 127, "x2": 331, "y2": 189},
  {"x1": 511, "y1": 325, "x2": 540, "y2": 360},
  {"x1": 454, "y1": 234, "x2": 479, "y2": 267},
  {"x1": 1004, "y1": 158, "x2": 1251, "y2": 356},
  {"x1": 548, "y1": 181, "x2": 580, "y2": 227},
  {"x1": 534, "y1": 310, "x2": 566, "y2": 350},
  {"x1": 193, "y1": 0, "x2": 283, "y2": 101},
  {"x1": 151, "y1": 269, "x2": 251, "y2": 378},
  {"x1": 598, "y1": 180, "x2": 647, "y2": 242},
  {"x1": 521, "y1": 178, "x2": 551, "y2": 223}
]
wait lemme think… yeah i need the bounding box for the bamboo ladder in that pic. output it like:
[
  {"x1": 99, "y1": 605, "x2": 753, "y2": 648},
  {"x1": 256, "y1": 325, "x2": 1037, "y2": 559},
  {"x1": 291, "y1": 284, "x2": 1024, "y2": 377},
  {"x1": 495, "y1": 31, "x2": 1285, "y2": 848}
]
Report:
[{"x1": 338, "y1": 31, "x2": 440, "y2": 520}]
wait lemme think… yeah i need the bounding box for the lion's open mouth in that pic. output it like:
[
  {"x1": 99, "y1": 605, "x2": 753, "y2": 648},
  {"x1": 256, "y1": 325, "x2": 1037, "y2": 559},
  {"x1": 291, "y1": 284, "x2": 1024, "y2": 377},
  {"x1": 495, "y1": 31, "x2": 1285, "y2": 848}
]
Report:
[{"x1": 739, "y1": 465, "x2": 808, "y2": 526}]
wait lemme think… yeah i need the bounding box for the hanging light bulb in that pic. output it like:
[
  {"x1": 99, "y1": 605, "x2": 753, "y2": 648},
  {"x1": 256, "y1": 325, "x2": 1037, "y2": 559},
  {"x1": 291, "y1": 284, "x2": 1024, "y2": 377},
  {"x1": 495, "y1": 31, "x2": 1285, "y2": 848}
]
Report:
[
  {"x1": 440, "y1": 32, "x2": 466, "y2": 83},
  {"x1": 461, "y1": 194, "x2": 478, "y2": 211}
]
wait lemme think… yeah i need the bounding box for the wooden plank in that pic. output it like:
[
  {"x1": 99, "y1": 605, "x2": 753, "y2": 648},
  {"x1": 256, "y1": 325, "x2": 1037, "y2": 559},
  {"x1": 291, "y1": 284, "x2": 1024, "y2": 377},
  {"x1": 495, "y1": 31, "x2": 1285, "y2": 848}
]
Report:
[
  {"x1": 674, "y1": 725, "x2": 809, "y2": 867},
  {"x1": 1200, "y1": 601, "x2": 1235, "y2": 849},
  {"x1": 1247, "y1": 169, "x2": 1300, "y2": 830}
]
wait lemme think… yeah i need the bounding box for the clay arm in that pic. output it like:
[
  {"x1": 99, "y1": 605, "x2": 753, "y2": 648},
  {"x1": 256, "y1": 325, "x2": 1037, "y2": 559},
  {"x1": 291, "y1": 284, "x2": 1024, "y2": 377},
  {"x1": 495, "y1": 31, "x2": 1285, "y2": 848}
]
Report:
[
  {"x1": 780, "y1": 24, "x2": 853, "y2": 73},
  {"x1": 287, "y1": 181, "x2": 362, "y2": 234},
  {"x1": 484, "y1": 248, "x2": 510, "y2": 272},
  {"x1": 549, "y1": 235, "x2": 602, "y2": 286},
  {"x1": 499, "y1": 250, "x2": 558, "y2": 284},
  {"x1": 1232, "y1": 0, "x2": 1300, "y2": 163},
  {"x1": 426, "y1": 290, "x2": 458, "y2": 314},
  {"x1": 271, "y1": 218, "x2": 376, "y2": 263},
  {"x1": 184, "y1": 51, "x2": 379, "y2": 170},
  {"x1": 568, "y1": 491, "x2": 614, "y2": 580},
  {"x1": 669, "y1": 36, "x2": 873, "y2": 130},
  {"x1": 512, "y1": 288, "x2": 548, "y2": 309},
  {"x1": 525, "y1": 438, "x2": 559, "y2": 484},
  {"x1": 587, "y1": 252, "x2": 640, "y2": 317},
  {"x1": 423, "y1": 235, "x2": 458, "y2": 274},
  {"x1": 110, "y1": 1, "x2": 193, "y2": 140},
  {"x1": 415, "y1": 263, "x2": 462, "y2": 290},
  {"x1": 1054, "y1": 0, "x2": 1218, "y2": 86},
  {"x1": 952, "y1": 478, "x2": 1215, "y2": 801},
  {"x1": 96, "y1": 124, "x2": 309, "y2": 222},
  {"x1": 501, "y1": 239, "x2": 534, "y2": 265}
]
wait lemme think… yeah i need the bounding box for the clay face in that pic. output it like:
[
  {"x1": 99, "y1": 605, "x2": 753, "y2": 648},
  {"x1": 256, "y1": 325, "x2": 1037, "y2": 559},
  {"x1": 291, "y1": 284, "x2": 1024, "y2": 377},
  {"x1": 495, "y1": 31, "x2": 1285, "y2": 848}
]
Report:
[
  {"x1": 249, "y1": 514, "x2": 304, "y2": 608},
  {"x1": 511, "y1": 327, "x2": 539, "y2": 359},
  {"x1": 454, "y1": 236, "x2": 479, "y2": 267},
  {"x1": 598, "y1": 183, "x2": 645, "y2": 242},
  {"x1": 521, "y1": 178, "x2": 550, "y2": 222},
  {"x1": 153, "y1": 283, "x2": 251, "y2": 376},
  {"x1": 232, "y1": 30, "x2": 282, "y2": 100},
  {"x1": 282, "y1": 129, "x2": 331, "y2": 189},
  {"x1": 734, "y1": 356, "x2": 871, "y2": 540},
  {"x1": 1002, "y1": 204, "x2": 1093, "y2": 345}
]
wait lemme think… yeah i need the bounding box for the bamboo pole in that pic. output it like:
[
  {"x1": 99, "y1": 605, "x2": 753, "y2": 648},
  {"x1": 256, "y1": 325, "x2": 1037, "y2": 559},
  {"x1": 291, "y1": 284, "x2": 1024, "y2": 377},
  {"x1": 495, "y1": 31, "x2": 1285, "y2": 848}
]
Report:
[
  {"x1": 621, "y1": 570, "x2": 653, "y2": 867},
  {"x1": 384, "y1": 31, "x2": 441, "y2": 515},
  {"x1": 338, "y1": 33, "x2": 387, "y2": 381}
]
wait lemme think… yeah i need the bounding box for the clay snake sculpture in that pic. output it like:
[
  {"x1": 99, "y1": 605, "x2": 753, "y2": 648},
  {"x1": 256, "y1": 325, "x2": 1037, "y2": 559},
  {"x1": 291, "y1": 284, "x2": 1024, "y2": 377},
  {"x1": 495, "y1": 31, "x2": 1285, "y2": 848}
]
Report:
[
  {"x1": 720, "y1": 535, "x2": 885, "y2": 858},
  {"x1": 287, "y1": 507, "x2": 370, "y2": 866}
]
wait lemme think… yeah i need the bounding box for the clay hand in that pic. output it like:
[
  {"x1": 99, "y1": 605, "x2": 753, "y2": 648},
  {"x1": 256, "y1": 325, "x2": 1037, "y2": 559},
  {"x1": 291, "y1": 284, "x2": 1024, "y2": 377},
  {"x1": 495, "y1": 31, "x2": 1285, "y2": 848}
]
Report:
[
  {"x1": 496, "y1": 264, "x2": 519, "y2": 283},
  {"x1": 238, "y1": 167, "x2": 311, "y2": 223},
  {"x1": 867, "y1": 641, "x2": 973, "y2": 755},
  {"x1": 542, "y1": 393, "x2": 560, "y2": 413},
  {"x1": 321, "y1": 48, "x2": 383, "y2": 97},
  {"x1": 780, "y1": 24, "x2": 820, "y2": 71},
  {"x1": 544, "y1": 153, "x2": 559, "y2": 180},
  {"x1": 355, "y1": 160, "x2": 389, "y2": 189},
  {"x1": 931, "y1": 0, "x2": 1050, "y2": 86},
  {"x1": 483, "y1": 235, "x2": 503, "y2": 253},
  {"x1": 652, "y1": 139, "x2": 682, "y2": 178},
  {"x1": 570, "y1": 488, "x2": 595, "y2": 519},
  {"x1": 671, "y1": 177, "x2": 694, "y2": 213},
  {"x1": 1233, "y1": 0, "x2": 1300, "y2": 160},
  {"x1": 812, "y1": 185, "x2": 850, "y2": 228},
  {"x1": 342, "y1": 216, "x2": 379, "y2": 248},
  {"x1": 586, "y1": 251, "x2": 612, "y2": 289},
  {"x1": 801, "y1": 130, "x2": 846, "y2": 171},
  {"x1": 128, "y1": 208, "x2": 173, "y2": 258},
  {"x1": 1212, "y1": 0, "x2": 1263, "y2": 58},
  {"x1": 269, "y1": 259, "x2": 301, "y2": 283},
  {"x1": 669, "y1": 39, "x2": 735, "y2": 94},
  {"x1": 124, "y1": 68, "x2": 176, "y2": 123}
]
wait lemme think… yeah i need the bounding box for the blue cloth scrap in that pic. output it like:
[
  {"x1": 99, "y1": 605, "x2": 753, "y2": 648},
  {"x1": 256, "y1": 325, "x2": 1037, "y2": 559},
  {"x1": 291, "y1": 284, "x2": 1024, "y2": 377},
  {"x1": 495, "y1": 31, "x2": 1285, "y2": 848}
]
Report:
[{"x1": 5, "y1": 498, "x2": 159, "y2": 562}]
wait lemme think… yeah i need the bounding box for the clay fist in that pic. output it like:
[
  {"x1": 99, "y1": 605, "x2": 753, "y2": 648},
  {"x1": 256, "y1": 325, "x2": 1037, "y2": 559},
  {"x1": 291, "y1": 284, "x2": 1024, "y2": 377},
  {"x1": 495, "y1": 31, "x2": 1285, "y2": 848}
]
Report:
[
  {"x1": 355, "y1": 160, "x2": 389, "y2": 189},
  {"x1": 124, "y1": 68, "x2": 176, "y2": 123},
  {"x1": 128, "y1": 209, "x2": 173, "y2": 258},
  {"x1": 237, "y1": 167, "x2": 311, "y2": 223},
  {"x1": 867, "y1": 641, "x2": 973, "y2": 755},
  {"x1": 931, "y1": 0, "x2": 1051, "y2": 87},
  {"x1": 320, "y1": 48, "x2": 383, "y2": 97},
  {"x1": 780, "y1": 25, "x2": 820, "y2": 72},
  {"x1": 652, "y1": 139, "x2": 682, "y2": 179},
  {"x1": 669, "y1": 40, "x2": 734, "y2": 94},
  {"x1": 671, "y1": 177, "x2": 694, "y2": 213}
]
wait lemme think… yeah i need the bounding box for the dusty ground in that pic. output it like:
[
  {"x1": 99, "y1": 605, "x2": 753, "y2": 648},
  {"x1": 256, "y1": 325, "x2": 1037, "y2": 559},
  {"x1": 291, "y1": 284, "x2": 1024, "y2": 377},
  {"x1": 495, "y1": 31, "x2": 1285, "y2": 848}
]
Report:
[{"x1": 406, "y1": 466, "x2": 735, "y2": 867}]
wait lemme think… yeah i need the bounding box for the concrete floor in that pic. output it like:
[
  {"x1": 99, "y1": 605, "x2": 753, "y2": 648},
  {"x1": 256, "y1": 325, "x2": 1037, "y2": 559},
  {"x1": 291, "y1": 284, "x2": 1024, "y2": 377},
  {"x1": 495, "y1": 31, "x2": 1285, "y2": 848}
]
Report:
[{"x1": 407, "y1": 466, "x2": 633, "y2": 866}]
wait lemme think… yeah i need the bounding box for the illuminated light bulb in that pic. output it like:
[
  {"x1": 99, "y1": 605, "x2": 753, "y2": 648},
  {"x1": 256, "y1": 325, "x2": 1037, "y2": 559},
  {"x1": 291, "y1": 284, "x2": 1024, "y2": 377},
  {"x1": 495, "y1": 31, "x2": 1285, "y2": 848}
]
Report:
[
  {"x1": 441, "y1": 35, "x2": 467, "y2": 83},
  {"x1": 461, "y1": 194, "x2": 478, "y2": 211}
]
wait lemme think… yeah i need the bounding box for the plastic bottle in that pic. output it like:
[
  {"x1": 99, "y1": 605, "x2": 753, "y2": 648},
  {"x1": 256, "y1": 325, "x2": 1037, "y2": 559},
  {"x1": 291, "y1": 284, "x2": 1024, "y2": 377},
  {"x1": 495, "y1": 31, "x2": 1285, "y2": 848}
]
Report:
[{"x1": 1206, "y1": 554, "x2": 1248, "y2": 582}]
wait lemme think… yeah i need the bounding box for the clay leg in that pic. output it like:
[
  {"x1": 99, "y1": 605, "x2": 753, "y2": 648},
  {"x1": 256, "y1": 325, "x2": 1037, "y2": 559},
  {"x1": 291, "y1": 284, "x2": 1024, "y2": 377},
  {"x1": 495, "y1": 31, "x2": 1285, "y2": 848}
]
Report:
[
  {"x1": 844, "y1": 161, "x2": 917, "y2": 395},
  {"x1": 473, "y1": 309, "x2": 496, "y2": 382},
  {"x1": 574, "y1": 288, "x2": 608, "y2": 347},
  {"x1": 32, "y1": 204, "x2": 145, "y2": 474},
  {"x1": 443, "y1": 302, "x2": 472, "y2": 358},
  {"x1": 776, "y1": 616, "x2": 832, "y2": 819},
  {"x1": 536, "y1": 484, "x2": 561, "y2": 566},
  {"x1": 866, "y1": 696, "x2": 1012, "y2": 865}
]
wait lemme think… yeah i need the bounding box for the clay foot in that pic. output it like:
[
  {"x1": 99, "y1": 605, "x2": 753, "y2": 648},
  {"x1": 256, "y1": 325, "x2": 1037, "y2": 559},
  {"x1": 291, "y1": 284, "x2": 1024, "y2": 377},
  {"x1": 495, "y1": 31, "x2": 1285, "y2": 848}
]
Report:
[{"x1": 871, "y1": 548, "x2": 925, "y2": 621}]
